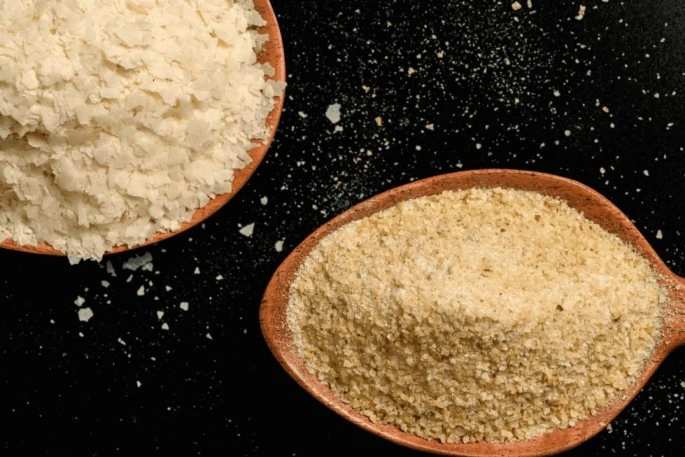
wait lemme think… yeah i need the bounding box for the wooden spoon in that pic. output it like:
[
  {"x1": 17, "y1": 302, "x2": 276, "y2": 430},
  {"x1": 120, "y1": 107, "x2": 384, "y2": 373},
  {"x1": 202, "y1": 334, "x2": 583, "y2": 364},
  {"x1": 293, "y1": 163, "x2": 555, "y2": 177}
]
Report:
[
  {"x1": 0, "y1": 0, "x2": 285, "y2": 257},
  {"x1": 259, "y1": 168, "x2": 685, "y2": 457}
]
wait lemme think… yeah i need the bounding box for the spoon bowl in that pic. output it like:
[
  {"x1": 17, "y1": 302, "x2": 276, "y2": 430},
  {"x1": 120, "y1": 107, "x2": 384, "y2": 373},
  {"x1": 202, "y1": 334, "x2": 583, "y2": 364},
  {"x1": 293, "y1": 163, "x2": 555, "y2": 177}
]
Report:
[
  {"x1": 0, "y1": 0, "x2": 285, "y2": 258},
  {"x1": 260, "y1": 168, "x2": 685, "y2": 457}
]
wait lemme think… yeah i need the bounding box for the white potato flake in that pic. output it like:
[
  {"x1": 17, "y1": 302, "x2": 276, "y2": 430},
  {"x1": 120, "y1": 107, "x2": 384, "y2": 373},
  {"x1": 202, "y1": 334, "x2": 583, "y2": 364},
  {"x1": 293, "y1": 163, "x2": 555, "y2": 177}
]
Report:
[
  {"x1": 180, "y1": 301, "x2": 190, "y2": 311},
  {"x1": 74, "y1": 296, "x2": 86, "y2": 307},
  {"x1": 275, "y1": 240, "x2": 284, "y2": 252},
  {"x1": 78, "y1": 307, "x2": 94, "y2": 322},
  {"x1": 0, "y1": 0, "x2": 285, "y2": 263},
  {"x1": 239, "y1": 223, "x2": 255, "y2": 237},
  {"x1": 325, "y1": 103, "x2": 342, "y2": 124},
  {"x1": 123, "y1": 252, "x2": 154, "y2": 271}
]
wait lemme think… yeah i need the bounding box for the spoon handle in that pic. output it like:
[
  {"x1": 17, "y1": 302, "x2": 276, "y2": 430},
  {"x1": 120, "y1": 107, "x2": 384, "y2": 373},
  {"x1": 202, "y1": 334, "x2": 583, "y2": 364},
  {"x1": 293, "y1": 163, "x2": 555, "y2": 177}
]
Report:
[{"x1": 664, "y1": 274, "x2": 685, "y2": 349}]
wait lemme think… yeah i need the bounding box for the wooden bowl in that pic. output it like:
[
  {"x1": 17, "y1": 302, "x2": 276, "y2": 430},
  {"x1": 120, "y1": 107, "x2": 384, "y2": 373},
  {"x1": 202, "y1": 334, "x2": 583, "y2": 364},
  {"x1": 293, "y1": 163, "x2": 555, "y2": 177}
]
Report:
[
  {"x1": 260, "y1": 168, "x2": 685, "y2": 457},
  {"x1": 0, "y1": 0, "x2": 286, "y2": 257}
]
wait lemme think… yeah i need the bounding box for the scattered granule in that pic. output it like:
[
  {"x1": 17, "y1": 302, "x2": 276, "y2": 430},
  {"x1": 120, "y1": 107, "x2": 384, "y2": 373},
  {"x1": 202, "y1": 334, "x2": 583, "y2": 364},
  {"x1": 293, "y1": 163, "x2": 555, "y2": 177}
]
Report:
[
  {"x1": 0, "y1": 0, "x2": 284, "y2": 263},
  {"x1": 287, "y1": 187, "x2": 667, "y2": 444}
]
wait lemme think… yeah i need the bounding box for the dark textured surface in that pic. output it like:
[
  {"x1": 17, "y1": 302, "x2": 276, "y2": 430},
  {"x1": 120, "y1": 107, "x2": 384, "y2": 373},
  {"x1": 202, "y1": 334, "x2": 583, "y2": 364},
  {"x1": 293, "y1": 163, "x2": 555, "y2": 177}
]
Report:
[{"x1": 1, "y1": 1, "x2": 684, "y2": 455}]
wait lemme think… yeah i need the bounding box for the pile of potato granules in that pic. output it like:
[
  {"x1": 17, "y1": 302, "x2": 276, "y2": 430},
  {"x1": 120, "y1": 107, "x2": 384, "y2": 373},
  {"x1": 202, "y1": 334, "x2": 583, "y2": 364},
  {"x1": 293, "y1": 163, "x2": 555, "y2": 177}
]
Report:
[
  {"x1": 286, "y1": 187, "x2": 667, "y2": 444},
  {"x1": 0, "y1": 0, "x2": 284, "y2": 263}
]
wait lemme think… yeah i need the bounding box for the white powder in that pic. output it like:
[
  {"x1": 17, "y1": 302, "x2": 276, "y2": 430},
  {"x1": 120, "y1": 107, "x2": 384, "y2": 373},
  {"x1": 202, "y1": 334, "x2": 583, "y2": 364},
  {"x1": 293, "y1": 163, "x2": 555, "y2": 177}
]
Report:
[
  {"x1": 287, "y1": 187, "x2": 667, "y2": 444},
  {"x1": 0, "y1": 0, "x2": 285, "y2": 263}
]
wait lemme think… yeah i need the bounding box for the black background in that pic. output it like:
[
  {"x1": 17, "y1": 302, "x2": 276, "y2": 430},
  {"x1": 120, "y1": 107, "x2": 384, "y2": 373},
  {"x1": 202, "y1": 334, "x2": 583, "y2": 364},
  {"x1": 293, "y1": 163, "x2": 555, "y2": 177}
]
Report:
[{"x1": 1, "y1": 1, "x2": 684, "y2": 456}]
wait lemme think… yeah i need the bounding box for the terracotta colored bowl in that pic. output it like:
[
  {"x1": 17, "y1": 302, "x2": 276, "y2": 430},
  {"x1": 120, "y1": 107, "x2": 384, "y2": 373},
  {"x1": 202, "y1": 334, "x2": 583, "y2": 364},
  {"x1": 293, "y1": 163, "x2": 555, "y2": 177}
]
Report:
[
  {"x1": 0, "y1": 0, "x2": 285, "y2": 257},
  {"x1": 260, "y1": 168, "x2": 685, "y2": 457}
]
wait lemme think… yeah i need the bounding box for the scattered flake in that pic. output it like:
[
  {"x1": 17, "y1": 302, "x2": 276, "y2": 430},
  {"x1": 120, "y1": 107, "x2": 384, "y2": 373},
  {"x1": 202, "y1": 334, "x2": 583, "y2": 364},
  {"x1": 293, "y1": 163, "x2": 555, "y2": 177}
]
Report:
[
  {"x1": 136, "y1": 380, "x2": 142, "y2": 388},
  {"x1": 101, "y1": 280, "x2": 110, "y2": 288},
  {"x1": 216, "y1": 274, "x2": 224, "y2": 281},
  {"x1": 239, "y1": 223, "x2": 255, "y2": 237},
  {"x1": 602, "y1": 106, "x2": 610, "y2": 113},
  {"x1": 511, "y1": 1, "x2": 522, "y2": 11},
  {"x1": 275, "y1": 240, "x2": 285, "y2": 252},
  {"x1": 407, "y1": 67, "x2": 416, "y2": 75},
  {"x1": 157, "y1": 311, "x2": 164, "y2": 320},
  {"x1": 298, "y1": 111, "x2": 308, "y2": 118},
  {"x1": 165, "y1": 285, "x2": 173, "y2": 292},
  {"x1": 161, "y1": 322, "x2": 170, "y2": 331},
  {"x1": 206, "y1": 332, "x2": 213, "y2": 340},
  {"x1": 553, "y1": 90, "x2": 561, "y2": 97},
  {"x1": 564, "y1": 130, "x2": 572, "y2": 137},
  {"x1": 260, "y1": 196, "x2": 268, "y2": 205},
  {"x1": 74, "y1": 296, "x2": 86, "y2": 307},
  {"x1": 436, "y1": 51, "x2": 444, "y2": 59},
  {"x1": 375, "y1": 116, "x2": 383, "y2": 127},
  {"x1": 136, "y1": 285, "x2": 146, "y2": 296},
  {"x1": 526, "y1": 0, "x2": 533, "y2": 8},
  {"x1": 106, "y1": 261, "x2": 117, "y2": 277},
  {"x1": 425, "y1": 123, "x2": 435, "y2": 130},
  {"x1": 643, "y1": 170, "x2": 650, "y2": 176},
  {"x1": 606, "y1": 423, "x2": 613, "y2": 433},
  {"x1": 362, "y1": 85, "x2": 371, "y2": 93},
  {"x1": 123, "y1": 252, "x2": 154, "y2": 271},
  {"x1": 194, "y1": 266, "x2": 201, "y2": 275},
  {"x1": 656, "y1": 230, "x2": 663, "y2": 240},
  {"x1": 118, "y1": 338, "x2": 126, "y2": 346},
  {"x1": 476, "y1": 143, "x2": 483, "y2": 150},
  {"x1": 575, "y1": 5, "x2": 586, "y2": 20},
  {"x1": 78, "y1": 307, "x2": 94, "y2": 322},
  {"x1": 325, "y1": 103, "x2": 341, "y2": 124},
  {"x1": 180, "y1": 301, "x2": 189, "y2": 311}
]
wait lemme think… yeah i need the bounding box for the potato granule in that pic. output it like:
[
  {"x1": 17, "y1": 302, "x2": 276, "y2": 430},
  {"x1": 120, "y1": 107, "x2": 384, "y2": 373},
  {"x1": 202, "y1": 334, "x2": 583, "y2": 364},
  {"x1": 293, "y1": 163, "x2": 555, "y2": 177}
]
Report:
[
  {"x1": 286, "y1": 187, "x2": 666, "y2": 444},
  {"x1": 0, "y1": 0, "x2": 284, "y2": 263}
]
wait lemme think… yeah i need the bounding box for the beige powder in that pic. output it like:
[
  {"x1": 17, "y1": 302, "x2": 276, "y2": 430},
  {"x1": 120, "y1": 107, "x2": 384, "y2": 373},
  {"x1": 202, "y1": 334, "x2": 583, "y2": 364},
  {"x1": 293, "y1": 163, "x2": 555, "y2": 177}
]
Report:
[{"x1": 286, "y1": 187, "x2": 666, "y2": 443}]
